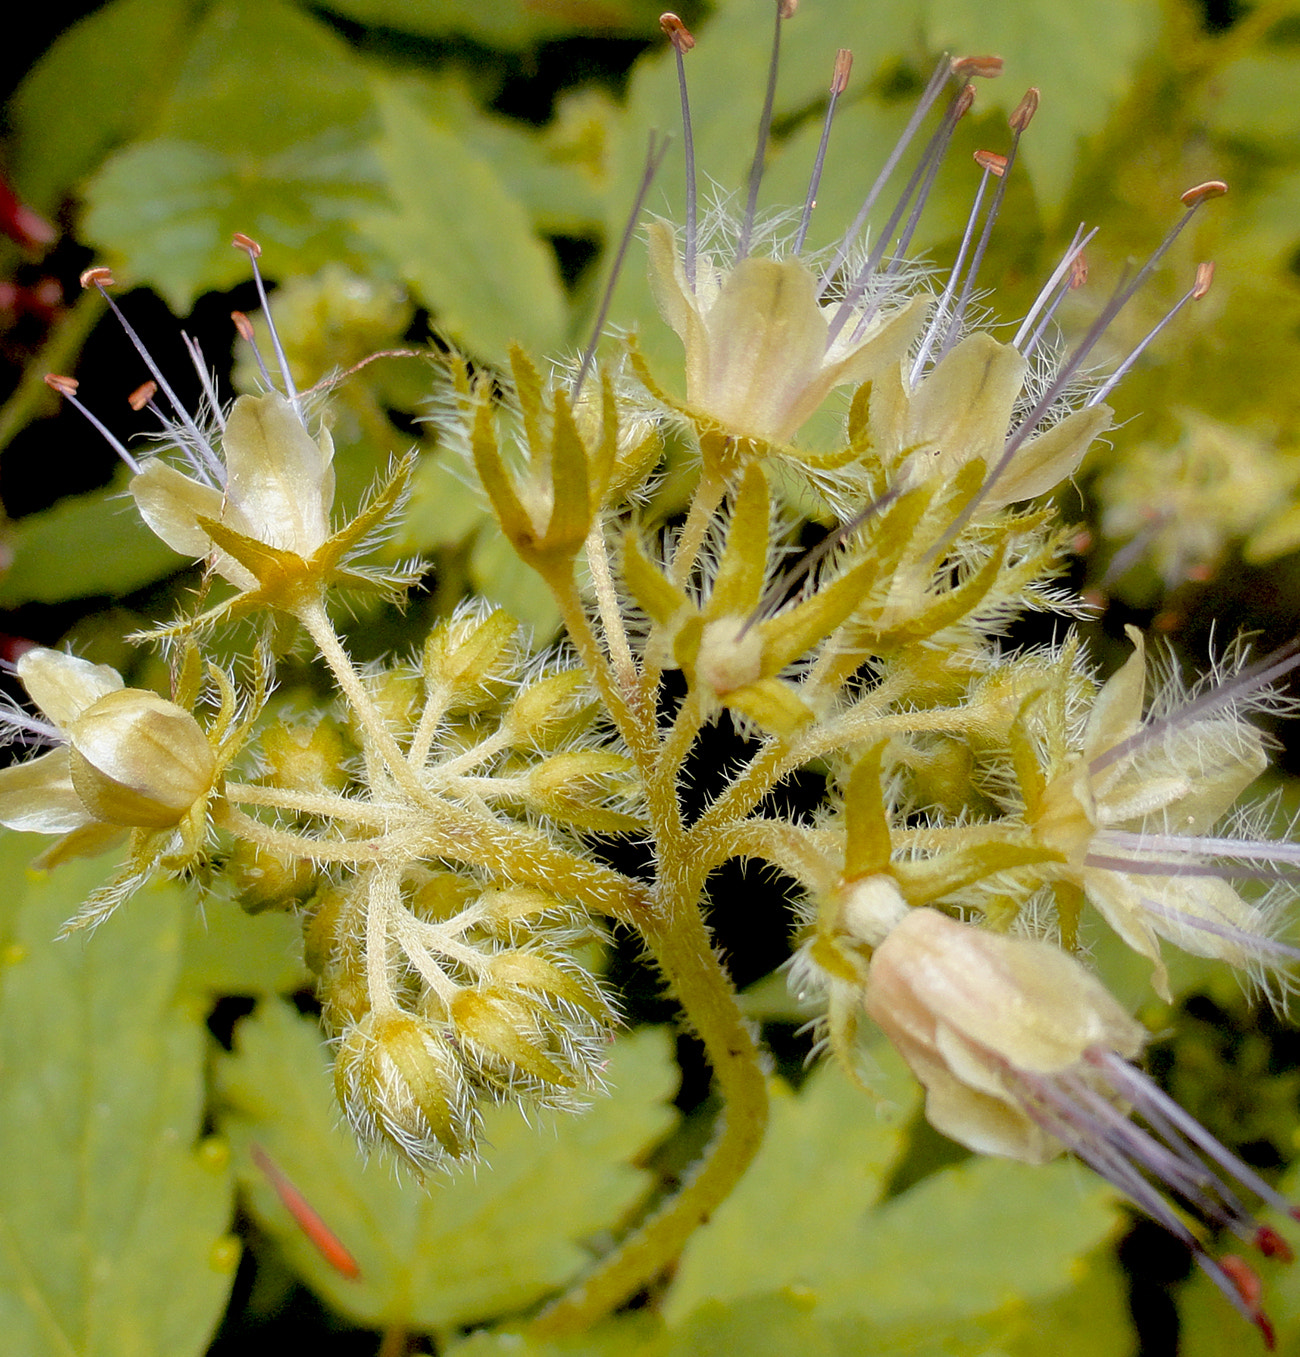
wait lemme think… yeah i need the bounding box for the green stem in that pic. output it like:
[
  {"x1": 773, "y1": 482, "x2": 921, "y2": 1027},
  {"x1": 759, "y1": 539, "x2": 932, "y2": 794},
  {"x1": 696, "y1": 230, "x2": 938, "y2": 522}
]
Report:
[{"x1": 528, "y1": 896, "x2": 769, "y2": 1337}]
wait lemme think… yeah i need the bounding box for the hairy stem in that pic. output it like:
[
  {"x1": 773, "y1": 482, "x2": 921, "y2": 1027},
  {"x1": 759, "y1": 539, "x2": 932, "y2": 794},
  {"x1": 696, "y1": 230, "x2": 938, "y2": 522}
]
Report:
[{"x1": 528, "y1": 894, "x2": 769, "y2": 1336}]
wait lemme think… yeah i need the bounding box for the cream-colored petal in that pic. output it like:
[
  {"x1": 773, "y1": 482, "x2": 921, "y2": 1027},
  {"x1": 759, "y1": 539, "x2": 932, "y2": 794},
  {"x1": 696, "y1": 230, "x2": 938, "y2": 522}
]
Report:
[
  {"x1": 1080, "y1": 866, "x2": 1171, "y2": 1002},
  {"x1": 130, "y1": 460, "x2": 226, "y2": 558},
  {"x1": 68, "y1": 689, "x2": 216, "y2": 828},
  {"x1": 867, "y1": 908, "x2": 1146, "y2": 1074},
  {"x1": 646, "y1": 220, "x2": 695, "y2": 346},
  {"x1": 906, "y1": 332, "x2": 1027, "y2": 472},
  {"x1": 17, "y1": 647, "x2": 123, "y2": 727},
  {"x1": 1082, "y1": 625, "x2": 1147, "y2": 759},
  {"x1": 1123, "y1": 871, "x2": 1280, "y2": 973},
  {"x1": 223, "y1": 392, "x2": 333, "y2": 556},
  {"x1": 693, "y1": 256, "x2": 830, "y2": 443},
  {"x1": 0, "y1": 746, "x2": 95, "y2": 834},
  {"x1": 989, "y1": 403, "x2": 1113, "y2": 507},
  {"x1": 782, "y1": 295, "x2": 930, "y2": 438}
]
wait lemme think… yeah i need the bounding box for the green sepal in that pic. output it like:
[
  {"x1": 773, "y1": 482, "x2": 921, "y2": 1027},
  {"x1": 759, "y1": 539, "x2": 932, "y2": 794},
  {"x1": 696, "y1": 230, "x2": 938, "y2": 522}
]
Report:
[
  {"x1": 843, "y1": 742, "x2": 893, "y2": 879},
  {"x1": 709, "y1": 464, "x2": 771, "y2": 617}
]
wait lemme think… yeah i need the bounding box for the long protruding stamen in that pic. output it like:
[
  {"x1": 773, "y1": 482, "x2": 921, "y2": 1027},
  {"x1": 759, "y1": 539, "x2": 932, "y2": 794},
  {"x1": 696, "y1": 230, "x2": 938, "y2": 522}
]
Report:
[
  {"x1": 231, "y1": 232, "x2": 303, "y2": 420},
  {"x1": 571, "y1": 132, "x2": 671, "y2": 403},
  {"x1": 736, "y1": 0, "x2": 791, "y2": 263},
  {"x1": 232, "y1": 309, "x2": 276, "y2": 392},
  {"x1": 815, "y1": 54, "x2": 1001, "y2": 302},
  {"x1": 1088, "y1": 262, "x2": 1215, "y2": 407},
  {"x1": 794, "y1": 49, "x2": 852, "y2": 257},
  {"x1": 180, "y1": 333, "x2": 227, "y2": 435},
  {"x1": 661, "y1": 13, "x2": 698, "y2": 291},
  {"x1": 1020, "y1": 238, "x2": 1093, "y2": 362},
  {"x1": 1014, "y1": 224, "x2": 1095, "y2": 351},
  {"x1": 909, "y1": 150, "x2": 999, "y2": 384},
  {"x1": 932, "y1": 88, "x2": 1039, "y2": 362},
  {"x1": 43, "y1": 373, "x2": 141, "y2": 474},
  {"x1": 929, "y1": 181, "x2": 1228, "y2": 552},
  {"x1": 1091, "y1": 633, "x2": 1300, "y2": 775},
  {"x1": 79, "y1": 265, "x2": 223, "y2": 475},
  {"x1": 132, "y1": 380, "x2": 223, "y2": 485},
  {"x1": 1098, "y1": 830, "x2": 1300, "y2": 871},
  {"x1": 825, "y1": 81, "x2": 975, "y2": 348}
]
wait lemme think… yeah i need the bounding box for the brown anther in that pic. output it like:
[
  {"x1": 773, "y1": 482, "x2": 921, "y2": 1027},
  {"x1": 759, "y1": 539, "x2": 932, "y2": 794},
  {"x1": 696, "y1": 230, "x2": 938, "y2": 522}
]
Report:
[
  {"x1": 1180, "y1": 180, "x2": 1228, "y2": 207},
  {"x1": 1221, "y1": 1256, "x2": 1264, "y2": 1309},
  {"x1": 43, "y1": 373, "x2": 78, "y2": 396},
  {"x1": 779, "y1": 0, "x2": 798, "y2": 17},
  {"x1": 659, "y1": 12, "x2": 694, "y2": 51},
  {"x1": 1256, "y1": 1226, "x2": 1294, "y2": 1264},
  {"x1": 79, "y1": 265, "x2": 115, "y2": 290},
  {"x1": 831, "y1": 49, "x2": 852, "y2": 96},
  {"x1": 1153, "y1": 609, "x2": 1181, "y2": 634},
  {"x1": 953, "y1": 83, "x2": 976, "y2": 119},
  {"x1": 1009, "y1": 87, "x2": 1040, "y2": 132},
  {"x1": 951, "y1": 55, "x2": 1003, "y2": 79},
  {"x1": 1070, "y1": 528, "x2": 1093, "y2": 554},
  {"x1": 1192, "y1": 261, "x2": 1215, "y2": 299},
  {"x1": 973, "y1": 149, "x2": 1008, "y2": 178},
  {"x1": 1070, "y1": 251, "x2": 1089, "y2": 288},
  {"x1": 128, "y1": 380, "x2": 157, "y2": 412},
  {"x1": 230, "y1": 231, "x2": 262, "y2": 257},
  {"x1": 231, "y1": 310, "x2": 256, "y2": 342}
]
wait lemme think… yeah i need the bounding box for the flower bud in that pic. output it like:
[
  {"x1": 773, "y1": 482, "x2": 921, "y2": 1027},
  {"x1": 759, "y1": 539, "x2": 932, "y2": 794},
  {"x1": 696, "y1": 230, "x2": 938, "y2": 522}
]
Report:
[
  {"x1": 260, "y1": 719, "x2": 350, "y2": 794},
  {"x1": 227, "y1": 839, "x2": 317, "y2": 913},
  {"x1": 423, "y1": 608, "x2": 519, "y2": 713},
  {"x1": 502, "y1": 669, "x2": 598, "y2": 749},
  {"x1": 66, "y1": 688, "x2": 215, "y2": 828},
  {"x1": 334, "y1": 1011, "x2": 475, "y2": 1168}
]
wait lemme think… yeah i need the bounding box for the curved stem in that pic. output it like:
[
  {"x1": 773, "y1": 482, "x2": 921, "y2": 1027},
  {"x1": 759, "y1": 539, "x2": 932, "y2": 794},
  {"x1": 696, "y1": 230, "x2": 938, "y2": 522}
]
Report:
[{"x1": 528, "y1": 895, "x2": 769, "y2": 1337}]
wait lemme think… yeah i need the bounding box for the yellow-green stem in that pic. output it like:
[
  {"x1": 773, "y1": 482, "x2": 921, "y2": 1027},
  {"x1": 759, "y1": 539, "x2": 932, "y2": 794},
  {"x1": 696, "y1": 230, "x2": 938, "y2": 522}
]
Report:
[{"x1": 528, "y1": 895, "x2": 769, "y2": 1337}]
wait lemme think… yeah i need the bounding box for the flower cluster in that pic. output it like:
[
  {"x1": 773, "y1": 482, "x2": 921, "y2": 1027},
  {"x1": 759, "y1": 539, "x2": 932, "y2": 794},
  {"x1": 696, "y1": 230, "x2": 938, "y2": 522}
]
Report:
[{"x1": 9, "y1": 1, "x2": 1300, "y2": 1344}]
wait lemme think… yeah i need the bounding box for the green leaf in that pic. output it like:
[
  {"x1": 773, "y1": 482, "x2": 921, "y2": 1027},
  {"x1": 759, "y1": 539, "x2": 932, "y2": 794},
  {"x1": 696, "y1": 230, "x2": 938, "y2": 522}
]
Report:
[
  {"x1": 313, "y1": 0, "x2": 665, "y2": 46},
  {"x1": 81, "y1": 0, "x2": 384, "y2": 310},
  {"x1": 362, "y1": 81, "x2": 569, "y2": 365},
  {"x1": 7, "y1": 0, "x2": 196, "y2": 211},
  {"x1": 0, "y1": 480, "x2": 186, "y2": 608},
  {"x1": 667, "y1": 1043, "x2": 1121, "y2": 1328},
  {"x1": 217, "y1": 1004, "x2": 678, "y2": 1332},
  {"x1": 0, "y1": 833, "x2": 236, "y2": 1357},
  {"x1": 664, "y1": 1043, "x2": 920, "y2": 1320},
  {"x1": 179, "y1": 904, "x2": 308, "y2": 998}
]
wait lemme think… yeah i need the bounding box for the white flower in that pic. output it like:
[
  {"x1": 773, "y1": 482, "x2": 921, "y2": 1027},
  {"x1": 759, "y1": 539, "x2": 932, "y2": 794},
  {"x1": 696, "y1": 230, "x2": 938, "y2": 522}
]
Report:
[
  {"x1": 1031, "y1": 626, "x2": 1300, "y2": 1000},
  {"x1": 0, "y1": 648, "x2": 216, "y2": 864},
  {"x1": 867, "y1": 907, "x2": 1293, "y2": 1342}
]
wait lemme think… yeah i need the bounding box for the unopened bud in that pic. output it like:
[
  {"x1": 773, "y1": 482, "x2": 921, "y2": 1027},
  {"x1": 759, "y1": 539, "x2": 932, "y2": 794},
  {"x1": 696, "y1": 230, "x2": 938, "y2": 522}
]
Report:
[
  {"x1": 423, "y1": 609, "x2": 519, "y2": 712},
  {"x1": 67, "y1": 689, "x2": 215, "y2": 828}
]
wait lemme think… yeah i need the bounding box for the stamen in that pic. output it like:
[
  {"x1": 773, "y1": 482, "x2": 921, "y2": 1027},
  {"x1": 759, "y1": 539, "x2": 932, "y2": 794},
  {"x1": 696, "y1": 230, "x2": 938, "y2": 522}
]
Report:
[
  {"x1": 181, "y1": 332, "x2": 227, "y2": 435},
  {"x1": 814, "y1": 55, "x2": 963, "y2": 302},
  {"x1": 931, "y1": 89, "x2": 1039, "y2": 362},
  {"x1": 1088, "y1": 262, "x2": 1215, "y2": 407},
  {"x1": 1097, "y1": 830, "x2": 1300, "y2": 871},
  {"x1": 825, "y1": 78, "x2": 975, "y2": 347},
  {"x1": 43, "y1": 372, "x2": 141, "y2": 474},
  {"x1": 231, "y1": 233, "x2": 303, "y2": 420},
  {"x1": 930, "y1": 182, "x2": 1229, "y2": 552},
  {"x1": 232, "y1": 308, "x2": 276, "y2": 391},
  {"x1": 78, "y1": 267, "x2": 223, "y2": 478},
  {"x1": 572, "y1": 132, "x2": 671, "y2": 402},
  {"x1": 794, "y1": 49, "x2": 852, "y2": 256},
  {"x1": 909, "y1": 149, "x2": 1001, "y2": 384},
  {"x1": 660, "y1": 13, "x2": 698, "y2": 290},
  {"x1": 1091, "y1": 635, "x2": 1300, "y2": 775},
  {"x1": 1015, "y1": 226, "x2": 1095, "y2": 358},
  {"x1": 736, "y1": 0, "x2": 790, "y2": 262},
  {"x1": 128, "y1": 380, "x2": 156, "y2": 413}
]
